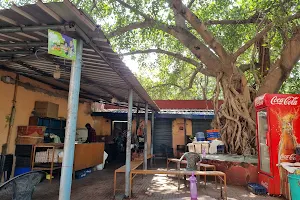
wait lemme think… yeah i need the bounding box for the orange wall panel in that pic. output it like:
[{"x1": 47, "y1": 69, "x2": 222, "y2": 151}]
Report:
[
  {"x1": 93, "y1": 116, "x2": 111, "y2": 136},
  {"x1": 172, "y1": 118, "x2": 192, "y2": 156},
  {"x1": 0, "y1": 70, "x2": 93, "y2": 154}
]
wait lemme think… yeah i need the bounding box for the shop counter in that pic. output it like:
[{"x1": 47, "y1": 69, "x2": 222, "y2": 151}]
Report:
[{"x1": 73, "y1": 143, "x2": 104, "y2": 173}]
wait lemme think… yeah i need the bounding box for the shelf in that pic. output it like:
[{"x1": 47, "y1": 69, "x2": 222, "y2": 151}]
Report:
[{"x1": 33, "y1": 163, "x2": 62, "y2": 169}]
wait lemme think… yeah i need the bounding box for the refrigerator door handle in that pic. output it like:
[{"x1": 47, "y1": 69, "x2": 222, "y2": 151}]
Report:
[{"x1": 266, "y1": 132, "x2": 270, "y2": 146}]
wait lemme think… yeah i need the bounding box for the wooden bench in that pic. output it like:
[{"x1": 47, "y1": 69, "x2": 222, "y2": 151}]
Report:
[
  {"x1": 130, "y1": 169, "x2": 227, "y2": 200},
  {"x1": 113, "y1": 160, "x2": 143, "y2": 196},
  {"x1": 167, "y1": 158, "x2": 217, "y2": 185}
]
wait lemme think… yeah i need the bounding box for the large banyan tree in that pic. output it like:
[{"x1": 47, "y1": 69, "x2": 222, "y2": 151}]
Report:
[
  {"x1": 87, "y1": 0, "x2": 300, "y2": 155},
  {"x1": 7, "y1": 0, "x2": 300, "y2": 154}
]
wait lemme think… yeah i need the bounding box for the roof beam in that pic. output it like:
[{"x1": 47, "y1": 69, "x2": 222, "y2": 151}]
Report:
[
  {"x1": 43, "y1": 54, "x2": 128, "y2": 102},
  {"x1": 36, "y1": 0, "x2": 64, "y2": 23},
  {"x1": 63, "y1": 0, "x2": 96, "y2": 31},
  {"x1": 74, "y1": 26, "x2": 152, "y2": 105},
  {"x1": 0, "y1": 13, "x2": 50, "y2": 39},
  {"x1": 0, "y1": 15, "x2": 18, "y2": 26},
  {"x1": 0, "y1": 50, "x2": 33, "y2": 56},
  {"x1": 0, "y1": 42, "x2": 47, "y2": 48},
  {"x1": 15, "y1": 32, "x2": 40, "y2": 41},
  {"x1": 0, "y1": 24, "x2": 75, "y2": 33},
  {"x1": 0, "y1": 33, "x2": 23, "y2": 41},
  {"x1": 2, "y1": 61, "x2": 103, "y2": 101},
  {"x1": 11, "y1": 4, "x2": 40, "y2": 24},
  {"x1": 76, "y1": 25, "x2": 159, "y2": 110}
]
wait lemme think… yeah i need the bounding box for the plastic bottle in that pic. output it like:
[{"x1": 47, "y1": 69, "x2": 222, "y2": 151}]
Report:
[
  {"x1": 190, "y1": 172, "x2": 198, "y2": 200},
  {"x1": 196, "y1": 132, "x2": 205, "y2": 141}
]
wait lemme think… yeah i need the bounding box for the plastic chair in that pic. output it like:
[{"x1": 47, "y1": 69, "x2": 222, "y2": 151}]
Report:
[
  {"x1": 177, "y1": 152, "x2": 202, "y2": 189},
  {"x1": 0, "y1": 171, "x2": 46, "y2": 200}
]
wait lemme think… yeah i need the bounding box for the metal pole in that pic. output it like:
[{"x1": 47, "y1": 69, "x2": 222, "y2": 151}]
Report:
[
  {"x1": 143, "y1": 103, "x2": 148, "y2": 170},
  {"x1": 151, "y1": 111, "x2": 155, "y2": 165},
  {"x1": 0, "y1": 24, "x2": 74, "y2": 33},
  {"x1": 59, "y1": 39, "x2": 83, "y2": 200},
  {"x1": 184, "y1": 118, "x2": 187, "y2": 146},
  {"x1": 125, "y1": 89, "x2": 133, "y2": 197}
]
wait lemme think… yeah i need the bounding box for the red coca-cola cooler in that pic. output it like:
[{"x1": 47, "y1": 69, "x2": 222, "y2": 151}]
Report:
[{"x1": 255, "y1": 94, "x2": 300, "y2": 196}]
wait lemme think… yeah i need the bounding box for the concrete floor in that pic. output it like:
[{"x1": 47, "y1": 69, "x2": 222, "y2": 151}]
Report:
[{"x1": 27, "y1": 160, "x2": 283, "y2": 200}]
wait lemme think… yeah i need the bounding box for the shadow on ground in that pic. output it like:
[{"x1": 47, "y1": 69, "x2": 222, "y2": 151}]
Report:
[{"x1": 28, "y1": 160, "x2": 281, "y2": 200}]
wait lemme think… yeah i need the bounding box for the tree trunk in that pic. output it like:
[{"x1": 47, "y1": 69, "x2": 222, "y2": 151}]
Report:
[{"x1": 213, "y1": 70, "x2": 256, "y2": 155}]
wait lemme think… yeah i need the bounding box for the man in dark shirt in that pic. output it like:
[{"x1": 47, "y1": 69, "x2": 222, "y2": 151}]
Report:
[{"x1": 85, "y1": 123, "x2": 97, "y2": 143}]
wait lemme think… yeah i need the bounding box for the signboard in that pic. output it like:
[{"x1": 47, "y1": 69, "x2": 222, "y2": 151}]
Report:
[{"x1": 48, "y1": 29, "x2": 77, "y2": 60}]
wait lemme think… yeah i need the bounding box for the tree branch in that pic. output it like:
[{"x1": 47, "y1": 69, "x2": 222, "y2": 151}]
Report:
[
  {"x1": 121, "y1": 48, "x2": 214, "y2": 76},
  {"x1": 239, "y1": 63, "x2": 260, "y2": 72},
  {"x1": 122, "y1": 48, "x2": 198, "y2": 66},
  {"x1": 150, "y1": 83, "x2": 183, "y2": 90},
  {"x1": 205, "y1": 18, "x2": 259, "y2": 25},
  {"x1": 115, "y1": 0, "x2": 152, "y2": 20},
  {"x1": 257, "y1": 27, "x2": 300, "y2": 96},
  {"x1": 233, "y1": 12, "x2": 300, "y2": 60},
  {"x1": 90, "y1": 0, "x2": 97, "y2": 12},
  {"x1": 110, "y1": 0, "x2": 222, "y2": 76},
  {"x1": 233, "y1": 23, "x2": 273, "y2": 60},
  {"x1": 188, "y1": 67, "x2": 201, "y2": 88},
  {"x1": 107, "y1": 20, "x2": 154, "y2": 38},
  {"x1": 150, "y1": 68, "x2": 202, "y2": 92},
  {"x1": 171, "y1": 0, "x2": 229, "y2": 60},
  {"x1": 162, "y1": 25, "x2": 222, "y2": 76},
  {"x1": 188, "y1": 0, "x2": 196, "y2": 8}
]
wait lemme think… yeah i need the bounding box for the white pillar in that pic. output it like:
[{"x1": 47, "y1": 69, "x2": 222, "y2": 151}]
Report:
[
  {"x1": 59, "y1": 39, "x2": 83, "y2": 200},
  {"x1": 125, "y1": 89, "x2": 133, "y2": 197},
  {"x1": 143, "y1": 103, "x2": 148, "y2": 169}
]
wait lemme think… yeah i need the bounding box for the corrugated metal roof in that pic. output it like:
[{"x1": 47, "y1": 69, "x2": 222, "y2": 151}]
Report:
[{"x1": 0, "y1": 0, "x2": 159, "y2": 111}]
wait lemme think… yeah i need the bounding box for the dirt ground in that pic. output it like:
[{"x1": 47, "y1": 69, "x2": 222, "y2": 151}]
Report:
[
  {"x1": 25, "y1": 160, "x2": 283, "y2": 200},
  {"x1": 0, "y1": 159, "x2": 282, "y2": 200}
]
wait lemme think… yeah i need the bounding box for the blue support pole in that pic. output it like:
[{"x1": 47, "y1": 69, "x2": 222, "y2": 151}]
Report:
[
  {"x1": 143, "y1": 103, "x2": 148, "y2": 170},
  {"x1": 125, "y1": 89, "x2": 133, "y2": 197},
  {"x1": 59, "y1": 39, "x2": 83, "y2": 200}
]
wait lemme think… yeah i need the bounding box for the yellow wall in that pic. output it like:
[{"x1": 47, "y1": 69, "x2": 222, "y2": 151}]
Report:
[
  {"x1": 172, "y1": 118, "x2": 192, "y2": 156},
  {"x1": 93, "y1": 116, "x2": 111, "y2": 135},
  {"x1": 132, "y1": 119, "x2": 152, "y2": 154},
  {"x1": 0, "y1": 70, "x2": 93, "y2": 154}
]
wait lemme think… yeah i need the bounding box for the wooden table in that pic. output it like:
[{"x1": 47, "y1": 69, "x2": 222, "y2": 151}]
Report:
[
  {"x1": 134, "y1": 154, "x2": 155, "y2": 167},
  {"x1": 130, "y1": 169, "x2": 227, "y2": 199},
  {"x1": 134, "y1": 154, "x2": 153, "y2": 161},
  {"x1": 113, "y1": 160, "x2": 143, "y2": 196},
  {"x1": 167, "y1": 158, "x2": 217, "y2": 185}
]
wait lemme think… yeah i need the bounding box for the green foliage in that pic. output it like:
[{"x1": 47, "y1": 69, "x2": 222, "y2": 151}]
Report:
[{"x1": 280, "y1": 63, "x2": 300, "y2": 94}]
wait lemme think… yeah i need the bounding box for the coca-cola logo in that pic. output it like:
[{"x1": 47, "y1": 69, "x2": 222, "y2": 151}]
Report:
[
  {"x1": 270, "y1": 96, "x2": 299, "y2": 106},
  {"x1": 261, "y1": 181, "x2": 268, "y2": 189},
  {"x1": 280, "y1": 154, "x2": 297, "y2": 161}
]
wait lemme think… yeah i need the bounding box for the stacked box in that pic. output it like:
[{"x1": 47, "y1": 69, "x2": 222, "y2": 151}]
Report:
[
  {"x1": 34, "y1": 101, "x2": 59, "y2": 119},
  {"x1": 16, "y1": 126, "x2": 45, "y2": 144}
]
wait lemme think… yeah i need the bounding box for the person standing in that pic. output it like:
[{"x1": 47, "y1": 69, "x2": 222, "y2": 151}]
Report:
[{"x1": 85, "y1": 123, "x2": 97, "y2": 143}]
